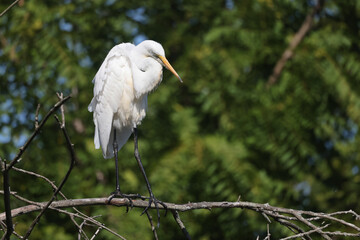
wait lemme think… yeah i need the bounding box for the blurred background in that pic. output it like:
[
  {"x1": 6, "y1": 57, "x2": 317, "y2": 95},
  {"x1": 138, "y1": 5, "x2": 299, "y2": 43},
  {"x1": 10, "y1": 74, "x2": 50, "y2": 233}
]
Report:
[{"x1": 1, "y1": 0, "x2": 359, "y2": 239}]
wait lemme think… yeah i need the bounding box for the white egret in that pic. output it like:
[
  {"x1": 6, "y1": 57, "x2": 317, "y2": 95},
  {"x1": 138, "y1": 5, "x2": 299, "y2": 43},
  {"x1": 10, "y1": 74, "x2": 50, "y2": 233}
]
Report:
[{"x1": 88, "y1": 40, "x2": 182, "y2": 223}]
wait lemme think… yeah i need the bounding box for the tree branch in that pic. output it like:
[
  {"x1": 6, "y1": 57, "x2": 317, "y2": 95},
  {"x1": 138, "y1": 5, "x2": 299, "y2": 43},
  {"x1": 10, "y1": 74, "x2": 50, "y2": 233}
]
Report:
[
  {"x1": 171, "y1": 210, "x2": 191, "y2": 240},
  {"x1": 0, "y1": 0, "x2": 20, "y2": 17},
  {"x1": 0, "y1": 160, "x2": 12, "y2": 240},
  {"x1": 1, "y1": 198, "x2": 359, "y2": 238},
  {"x1": 7, "y1": 95, "x2": 71, "y2": 171},
  {"x1": 267, "y1": 0, "x2": 324, "y2": 87},
  {"x1": 22, "y1": 112, "x2": 76, "y2": 239}
]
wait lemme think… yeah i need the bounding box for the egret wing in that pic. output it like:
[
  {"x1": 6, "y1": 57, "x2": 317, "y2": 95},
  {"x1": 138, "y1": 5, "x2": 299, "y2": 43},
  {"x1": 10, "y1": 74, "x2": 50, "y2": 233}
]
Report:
[{"x1": 88, "y1": 43, "x2": 135, "y2": 158}]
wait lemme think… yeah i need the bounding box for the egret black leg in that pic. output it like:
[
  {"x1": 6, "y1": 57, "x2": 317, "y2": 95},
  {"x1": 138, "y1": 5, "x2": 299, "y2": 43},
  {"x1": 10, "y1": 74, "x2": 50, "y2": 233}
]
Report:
[
  {"x1": 114, "y1": 129, "x2": 120, "y2": 193},
  {"x1": 133, "y1": 127, "x2": 167, "y2": 227},
  {"x1": 108, "y1": 129, "x2": 142, "y2": 209}
]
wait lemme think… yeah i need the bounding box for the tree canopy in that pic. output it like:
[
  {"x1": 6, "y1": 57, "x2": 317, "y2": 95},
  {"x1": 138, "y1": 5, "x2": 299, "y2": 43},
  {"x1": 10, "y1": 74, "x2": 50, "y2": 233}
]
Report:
[{"x1": 1, "y1": 0, "x2": 360, "y2": 239}]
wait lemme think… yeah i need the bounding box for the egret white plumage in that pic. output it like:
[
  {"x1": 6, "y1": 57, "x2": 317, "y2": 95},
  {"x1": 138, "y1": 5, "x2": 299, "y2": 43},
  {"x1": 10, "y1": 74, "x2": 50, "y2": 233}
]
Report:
[{"x1": 88, "y1": 40, "x2": 182, "y2": 223}]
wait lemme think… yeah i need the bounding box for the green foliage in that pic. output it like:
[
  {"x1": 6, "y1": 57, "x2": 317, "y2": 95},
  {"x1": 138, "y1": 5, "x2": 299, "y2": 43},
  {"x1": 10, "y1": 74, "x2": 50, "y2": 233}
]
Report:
[{"x1": 1, "y1": 0, "x2": 360, "y2": 239}]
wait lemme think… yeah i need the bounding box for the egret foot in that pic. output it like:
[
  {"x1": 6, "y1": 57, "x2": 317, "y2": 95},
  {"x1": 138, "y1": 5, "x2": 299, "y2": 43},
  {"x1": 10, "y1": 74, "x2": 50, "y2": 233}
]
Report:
[
  {"x1": 141, "y1": 194, "x2": 167, "y2": 228},
  {"x1": 107, "y1": 190, "x2": 142, "y2": 212}
]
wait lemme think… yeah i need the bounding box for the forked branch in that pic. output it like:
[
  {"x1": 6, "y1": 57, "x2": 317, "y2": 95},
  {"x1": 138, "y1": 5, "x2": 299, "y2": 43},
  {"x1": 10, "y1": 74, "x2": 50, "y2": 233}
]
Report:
[{"x1": 0, "y1": 197, "x2": 359, "y2": 239}]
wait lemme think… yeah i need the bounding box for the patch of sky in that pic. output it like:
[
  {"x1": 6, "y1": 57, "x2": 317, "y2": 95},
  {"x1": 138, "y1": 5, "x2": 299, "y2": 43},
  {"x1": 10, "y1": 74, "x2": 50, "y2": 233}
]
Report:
[
  {"x1": 12, "y1": 85, "x2": 27, "y2": 98},
  {"x1": 123, "y1": 22, "x2": 138, "y2": 36},
  {"x1": 57, "y1": 76, "x2": 67, "y2": 85},
  {"x1": 225, "y1": 0, "x2": 234, "y2": 9},
  {"x1": 35, "y1": 89, "x2": 45, "y2": 99},
  {"x1": 25, "y1": 65, "x2": 32, "y2": 72},
  {"x1": 105, "y1": 0, "x2": 116, "y2": 6},
  {"x1": 0, "y1": 126, "x2": 11, "y2": 144},
  {"x1": 324, "y1": 140, "x2": 333, "y2": 150},
  {"x1": 294, "y1": 181, "x2": 311, "y2": 196},
  {"x1": 2, "y1": 99, "x2": 13, "y2": 110},
  {"x1": 74, "y1": 42, "x2": 85, "y2": 55},
  {"x1": 8, "y1": 153, "x2": 16, "y2": 160},
  {"x1": 65, "y1": 36, "x2": 74, "y2": 51},
  {"x1": 343, "y1": 119, "x2": 358, "y2": 141},
  {"x1": 0, "y1": 64, "x2": 6, "y2": 75},
  {"x1": 12, "y1": 111, "x2": 28, "y2": 126},
  {"x1": 59, "y1": 18, "x2": 73, "y2": 32},
  {"x1": 307, "y1": 0, "x2": 317, "y2": 7},
  {"x1": 126, "y1": 7, "x2": 148, "y2": 24},
  {"x1": 134, "y1": 34, "x2": 148, "y2": 45},
  {"x1": 79, "y1": 56, "x2": 93, "y2": 68},
  {"x1": 1, "y1": 114, "x2": 10, "y2": 124},
  {"x1": 352, "y1": 166, "x2": 359, "y2": 175},
  {"x1": 14, "y1": 133, "x2": 28, "y2": 148},
  {"x1": 8, "y1": 74, "x2": 15, "y2": 82}
]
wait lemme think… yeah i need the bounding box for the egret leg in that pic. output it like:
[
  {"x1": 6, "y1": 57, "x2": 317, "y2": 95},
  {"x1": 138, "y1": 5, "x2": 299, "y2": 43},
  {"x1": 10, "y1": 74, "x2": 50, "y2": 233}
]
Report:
[
  {"x1": 133, "y1": 127, "x2": 167, "y2": 228},
  {"x1": 108, "y1": 129, "x2": 142, "y2": 209},
  {"x1": 114, "y1": 129, "x2": 120, "y2": 192}
]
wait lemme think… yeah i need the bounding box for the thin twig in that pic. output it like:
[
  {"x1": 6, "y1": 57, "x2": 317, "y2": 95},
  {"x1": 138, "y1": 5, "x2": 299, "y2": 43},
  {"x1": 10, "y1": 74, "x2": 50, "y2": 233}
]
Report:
[
  {"x1": 0, "y1": 0, "x2": 20, "y2": 17},
  {"x1": 171, "y1": 210, "x2": 191, "y2": 240},
  {"x1": 13, "y1": 167, "x2": 59, "y2": 193},
  {"x1": 7, "y1": 95, "x2": 71, "y2": 171},
  {"x1": 12, "y1": 165, "x2": 98, "y2": 240},
  {"x1": 263, "y1": 210, "x2": 310, "y2": 240},
  {"x1": 34, "y1": 104, "x2": 41, "y2": 129},
  {"x1": 0, "y1": 192, "x2": 126, "y2": 239},
  {"x1": 145, "y1": 211, "x2": 158, "y2": 240},
  {"x1": 274, "y1": 217, "x2": 310, "y2": 240},
  {"x1": 267, "y1": 0, "x2": 324, "y2": 87},
  {"x1": 12, "y1": 165, "x2": 95, "y2": 231},
  {"x1": 2, "y1": 95, "x2": 70, "y2": 239},
  {"x1": 23, "y1": 114, "x2": 76, "y2": 239},
  {"x1": 264, "y1": 224, "x2": 270, "y2": 240},
  {"x1": 90, "y1": 227, "x2": 102, "y2": 240},
  {"x1": 293, "y1": 213, "x2": 331, "y2": 240},
  {"x1": 280, "y1": 224, "x2": 329, "y2": 240},
  {"x1": 1, "y1": 159, "x2": 13, "y2": 240},
  {"x1": 56, "y1": 92, "x2": 65, "y2": 128},
  {"x1": 78, "y1": 218, "x2": 90, "y2": 240}
]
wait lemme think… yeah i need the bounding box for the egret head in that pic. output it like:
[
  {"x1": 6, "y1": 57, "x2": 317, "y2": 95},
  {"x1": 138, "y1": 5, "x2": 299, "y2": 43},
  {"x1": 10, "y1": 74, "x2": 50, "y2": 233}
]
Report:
[{"x1": 138, "y1": 40, "x2": 183, "y2": 83}]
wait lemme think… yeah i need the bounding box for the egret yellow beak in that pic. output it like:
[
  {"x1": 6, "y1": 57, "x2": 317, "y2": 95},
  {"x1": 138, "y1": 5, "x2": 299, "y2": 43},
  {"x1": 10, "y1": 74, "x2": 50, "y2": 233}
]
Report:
[{"x1": 159, "y1": 55, "x2": 183, "y2": 83}]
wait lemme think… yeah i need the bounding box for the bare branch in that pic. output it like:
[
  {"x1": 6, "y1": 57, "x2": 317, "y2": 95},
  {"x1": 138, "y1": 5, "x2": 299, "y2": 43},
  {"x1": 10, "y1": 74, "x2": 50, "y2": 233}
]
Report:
[
  {"x1": 0, "y1": 0, "x2": 20, "y2": 17},
  {"x1": 264, "y1": 224, "x2": 270, "y2": 240},
  {"x1": 1, "y1": 160, "x2": 13, "y2": 240},
  {"x1": 272, "y1": 216, "x2": 310, "y2": 240},
  {"x1": 13, "y1": 167, "x2": 59, "y2": 193},
  {"x1": 7, "y1": 95, "x2": 71, "y2": 171},
  {"x1": 78, "y1": 218, "x2": 90, "y2": 240},
  {"x1": 1, "y1": 198, "x2": 359, "y2": 238},
  {"x1": 23, "y1": 113, "x2": 76, "y2": 239},
  {"x1": 171, "y1": 210, "x2": 191, "y2": 240},
  {"x1": 293, "y1": 212, "x2": 331, "y2": 240},
  {"x1": 56, "y1": 92, "x2": 66, "y2": 128},
  {"x1": 280, "y1": 224, "x2": 329, "y2": 240},
  {"x1": 267, "y1": 0, "x2": 324, "y2": 87},
  {"x1": 90, "y1": 227, "x2": 102, "y2": 240},
  {"x1": 145, "y1": 211, "x2": 158, "y2": 240},
  {"x1": 35, "y1": 104, "x2": 41, "y2": 129},
  {"x1": 0, "y1": 190, "x2": 126, "y2": 240}
]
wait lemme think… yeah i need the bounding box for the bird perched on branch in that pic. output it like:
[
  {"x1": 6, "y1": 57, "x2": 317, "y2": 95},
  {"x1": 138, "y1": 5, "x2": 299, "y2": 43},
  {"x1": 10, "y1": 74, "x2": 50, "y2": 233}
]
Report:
[{"x1": 88, "y1": 40, "x2": 182, "y2": 225}]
